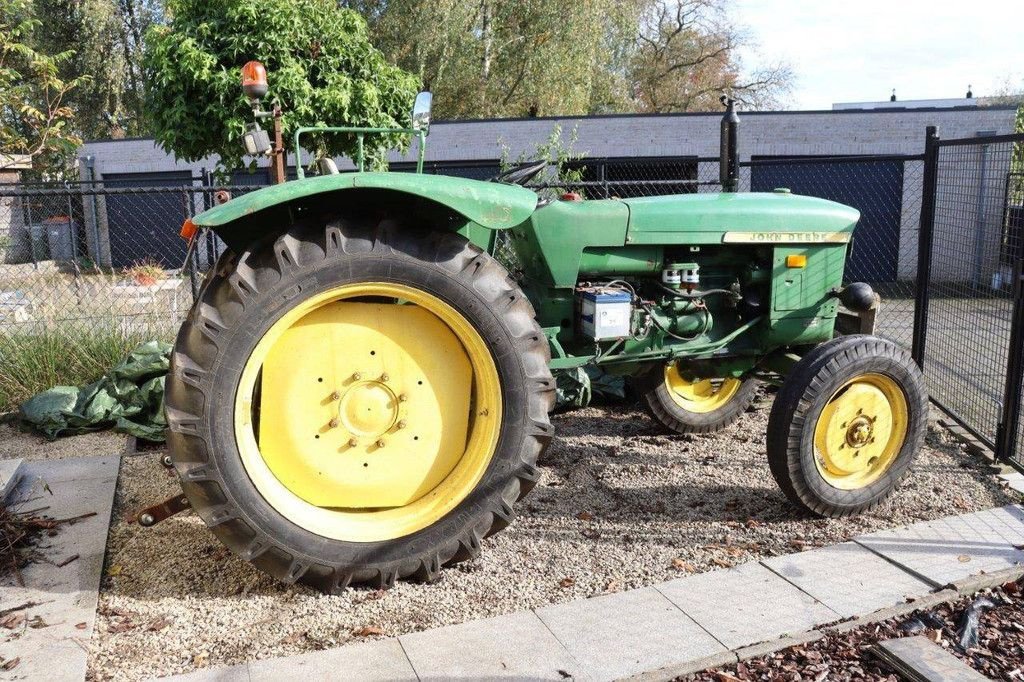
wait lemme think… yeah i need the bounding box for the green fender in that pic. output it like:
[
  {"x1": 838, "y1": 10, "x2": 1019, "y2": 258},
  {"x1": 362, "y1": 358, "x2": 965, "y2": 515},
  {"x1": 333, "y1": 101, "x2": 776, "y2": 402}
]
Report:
[{"x1": 192, "y1": 172, "x2": 539, "y2": 231}]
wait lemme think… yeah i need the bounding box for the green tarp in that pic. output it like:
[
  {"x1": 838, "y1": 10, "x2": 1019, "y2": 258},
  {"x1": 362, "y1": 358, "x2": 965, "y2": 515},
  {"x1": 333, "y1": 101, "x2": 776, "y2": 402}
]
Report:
[{"x1": 19, "y1": 341, "x2": 171, "y2": 441}]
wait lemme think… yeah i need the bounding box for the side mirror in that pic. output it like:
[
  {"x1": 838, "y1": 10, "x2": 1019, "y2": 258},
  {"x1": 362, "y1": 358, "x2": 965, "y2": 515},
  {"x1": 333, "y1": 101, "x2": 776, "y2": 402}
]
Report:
[{"x1": 412, "y1": 91, "x2": 432, "y2": 133}]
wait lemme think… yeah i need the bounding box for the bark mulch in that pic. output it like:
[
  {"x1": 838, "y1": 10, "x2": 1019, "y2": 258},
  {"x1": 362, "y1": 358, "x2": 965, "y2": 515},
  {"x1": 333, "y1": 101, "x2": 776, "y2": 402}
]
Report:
[{"x1": 687, "y1": 575, "x2": 1024, "y2": 681}]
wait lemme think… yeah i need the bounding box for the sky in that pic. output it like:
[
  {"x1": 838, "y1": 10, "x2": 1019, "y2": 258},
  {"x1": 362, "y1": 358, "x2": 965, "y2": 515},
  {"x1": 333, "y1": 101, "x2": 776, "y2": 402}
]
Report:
[{"x1": 735, "y1": 0, "x2": 1024, "y2": 110}]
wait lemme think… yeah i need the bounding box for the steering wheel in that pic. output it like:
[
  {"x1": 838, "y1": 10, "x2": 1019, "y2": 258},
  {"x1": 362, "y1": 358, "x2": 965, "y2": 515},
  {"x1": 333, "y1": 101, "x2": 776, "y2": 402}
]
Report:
[{"x1": 490, "y1": 160, "x2": 548, "y2": 186}]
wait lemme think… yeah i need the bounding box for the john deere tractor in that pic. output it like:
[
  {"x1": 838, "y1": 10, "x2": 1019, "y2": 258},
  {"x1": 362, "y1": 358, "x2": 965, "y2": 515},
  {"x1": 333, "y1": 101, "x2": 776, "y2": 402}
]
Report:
[{"x1": 165, "y1": 72, "x2": 926, "y2": 592}]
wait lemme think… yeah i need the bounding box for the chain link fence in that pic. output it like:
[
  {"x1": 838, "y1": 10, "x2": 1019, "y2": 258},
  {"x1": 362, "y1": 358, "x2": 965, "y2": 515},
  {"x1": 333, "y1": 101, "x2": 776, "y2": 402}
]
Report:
[
  {"x1": 0, "y1": 181, "x2": 266, "y2": 411},
  {"x1": 0, "y1": 151, "x2": 958, "y2": 418}
]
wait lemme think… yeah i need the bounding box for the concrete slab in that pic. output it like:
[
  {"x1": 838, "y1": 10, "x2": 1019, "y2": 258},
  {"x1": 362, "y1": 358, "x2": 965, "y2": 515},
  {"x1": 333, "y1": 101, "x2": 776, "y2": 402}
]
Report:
[
  {"x1": 763, "y1": 542, "x2": 932, "y2": 618},
  {"x1": 400, "y1": 610, "x2": 586, "y2": 681},
  {"x1": 873, "y1": 635, "x2": 988, "y2": 681},
  {"x1": 0, "y1": 459, "x2": 23, "y2": 502},
  {"x1": 856, "y1": 505, "x2": 1024, "y2": 588},
  {"x1": 158, "y1": 664, "x2": 251, "y2": 682},
  {"x1": 656, "y1": 561, "x2": 839, "y2": 650},
  {"x1": 536, "y1": 586, "x2": 726, "y2": 682},
  {"x1": 1002, "y1": 472, "x2": 1024, "y2": 495},
  {"x1": 249, "y1": 639, "x2": 415, "y2": 681},
  {"x1": 11, "y1": 454, "x2": 121, "y2": 484},
  {"x1": 0, "y1": 455, "x2": 120, "y2": 682}
]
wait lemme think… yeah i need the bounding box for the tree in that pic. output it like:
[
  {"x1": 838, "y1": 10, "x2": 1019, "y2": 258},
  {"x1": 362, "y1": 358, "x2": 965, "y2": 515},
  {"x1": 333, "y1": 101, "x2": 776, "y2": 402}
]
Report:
[
  {"x1": 0, "y1": 0, "x2": 90, "y2": 176},
  {"x1": 351, "y1": 0, "x2": 791, "y2": 118},
  {"x1": 628, "y1": 0, "x2": 792, "y2": 113},
  {"x1": 349, "y1": 0, "x2": 644, "y2": 119},
  {"x1": 31, "y1": 0, "x2": 158, "y2": 141},
  {"x1": 143, "y1": 0, "x2": 419, "y2": 176}
]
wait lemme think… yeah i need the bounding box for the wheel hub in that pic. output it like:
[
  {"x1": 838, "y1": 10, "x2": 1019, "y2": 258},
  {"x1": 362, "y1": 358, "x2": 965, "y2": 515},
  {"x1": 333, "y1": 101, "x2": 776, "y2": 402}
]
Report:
[
  {"x1": 813, "y1": 373, "x2": 908, "y2": 489},
  {"x1": 339, "y1": 380, "x2": 399, "y2": 439},
  {"x1": 845, "y1": 415, "x2": 874, "y2": 448}
]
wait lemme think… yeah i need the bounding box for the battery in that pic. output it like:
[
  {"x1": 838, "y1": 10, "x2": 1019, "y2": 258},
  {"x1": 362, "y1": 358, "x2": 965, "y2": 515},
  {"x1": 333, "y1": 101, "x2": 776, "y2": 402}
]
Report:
[{"x1": 579, "y1": 289, "x2": 631, "y2": 340}]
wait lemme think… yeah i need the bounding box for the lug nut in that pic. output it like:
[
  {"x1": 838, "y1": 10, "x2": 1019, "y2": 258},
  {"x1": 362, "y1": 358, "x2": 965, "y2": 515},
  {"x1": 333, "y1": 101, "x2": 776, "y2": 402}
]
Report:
[
  {"x1": 376, "y1": 439, "x2": 386, "y2": 448},
  {"x1": 381, "y1": 373, "x2": 390, "y2": 382},
  {"x1": 348, "y1": 438, "x2": 358, "y2": 447},
  {"x1": 397, "y1": 420, "x2": 407, "y2": 429},
  {"x1": 398, "y1": 394, "x2": 408, "y2": 402},
  {"x1": 330, "y1": 391, "x2": 340, "y2": 400},
  {"x1": 352, "y1": 372, "x2": 362, "y2": 381},
  {"x1": 329, "y1": 418, "x2": 339, "y2": 428}
]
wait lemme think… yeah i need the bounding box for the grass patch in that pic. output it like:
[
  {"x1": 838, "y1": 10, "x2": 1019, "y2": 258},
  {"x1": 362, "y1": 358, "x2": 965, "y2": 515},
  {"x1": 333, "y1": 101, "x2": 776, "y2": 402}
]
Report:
[{"x1": 0, "y1": 322, "x2": 175, "y2": 414}]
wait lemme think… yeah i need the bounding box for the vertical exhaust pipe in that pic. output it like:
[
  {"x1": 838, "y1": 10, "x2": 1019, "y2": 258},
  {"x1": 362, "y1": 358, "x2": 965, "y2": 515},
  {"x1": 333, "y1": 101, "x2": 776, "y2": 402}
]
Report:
[{"x1": 720, "y1": 95, "x2": 739, "y2": 193}]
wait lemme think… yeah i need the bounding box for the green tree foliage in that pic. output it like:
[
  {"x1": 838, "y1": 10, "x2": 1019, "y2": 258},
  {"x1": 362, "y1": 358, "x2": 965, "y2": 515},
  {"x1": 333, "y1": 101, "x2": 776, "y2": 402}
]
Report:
[
  {"x1": 143, "y1": 0, "x2": 420, "y2": 175},
  {"x1": 0, "y1": 0, "x2": 90, "y2": 176},
  {"x1": 31, "y1": 0, "x2": 160, "y2": 140},
  {"x1": 349, "y1": 0, "x2": 643, "y2": 119},
  {"x1": 348, "y1": 0, "x2": 791, "y2": 118}
]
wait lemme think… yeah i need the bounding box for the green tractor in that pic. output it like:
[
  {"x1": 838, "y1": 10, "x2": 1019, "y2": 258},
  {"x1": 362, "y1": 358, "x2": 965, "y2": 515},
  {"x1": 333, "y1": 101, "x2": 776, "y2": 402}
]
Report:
[{"x1": 166, "y1": 74, "x2": 927, "y2": 592}]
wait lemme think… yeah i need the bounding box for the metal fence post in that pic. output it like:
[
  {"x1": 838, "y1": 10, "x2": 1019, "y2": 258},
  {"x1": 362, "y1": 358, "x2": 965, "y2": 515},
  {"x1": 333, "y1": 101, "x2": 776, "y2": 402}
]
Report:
[
  {"x1": 997, "y1": 256, "x2": 1024, "y2": 462},
  {"x1": 911, "y1": 125, "x2": 940, "y2": 367}
]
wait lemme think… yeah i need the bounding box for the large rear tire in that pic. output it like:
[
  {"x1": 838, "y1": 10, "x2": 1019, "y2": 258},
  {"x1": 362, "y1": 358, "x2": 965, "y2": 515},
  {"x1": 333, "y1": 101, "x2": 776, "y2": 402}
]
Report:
[{"x1": 165, "y1": 219, "x2": 554, "y2": 591}]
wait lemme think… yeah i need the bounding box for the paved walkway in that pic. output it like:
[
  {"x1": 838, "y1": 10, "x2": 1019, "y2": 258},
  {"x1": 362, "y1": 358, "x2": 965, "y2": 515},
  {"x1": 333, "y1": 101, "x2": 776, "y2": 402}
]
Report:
[
  {"x1": 0, "y1": 456, "x2": 121, "y2": 682},
  {"x1": 161, "y1": 503, "x2": 1024, "y2": 682}
]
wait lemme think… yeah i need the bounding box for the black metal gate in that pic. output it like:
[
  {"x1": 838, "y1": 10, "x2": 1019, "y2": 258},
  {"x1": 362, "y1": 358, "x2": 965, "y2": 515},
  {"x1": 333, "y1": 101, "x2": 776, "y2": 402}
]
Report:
[{"x1": 913, "y1": 127, "x2": 1024, "y2": 471}]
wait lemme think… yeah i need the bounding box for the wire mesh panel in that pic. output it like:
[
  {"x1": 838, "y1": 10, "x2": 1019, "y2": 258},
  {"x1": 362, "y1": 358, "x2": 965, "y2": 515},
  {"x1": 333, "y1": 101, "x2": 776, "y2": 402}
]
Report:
[{"x1": 919, "y1": 136, "x2": 1023, "y2": 449}]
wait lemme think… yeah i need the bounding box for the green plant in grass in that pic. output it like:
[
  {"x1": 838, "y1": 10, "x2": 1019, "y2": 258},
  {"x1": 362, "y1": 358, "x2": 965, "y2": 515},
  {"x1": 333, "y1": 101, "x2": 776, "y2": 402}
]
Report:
[{"x1": 0, "y1": 324, "x2": 173, "y2": 414}]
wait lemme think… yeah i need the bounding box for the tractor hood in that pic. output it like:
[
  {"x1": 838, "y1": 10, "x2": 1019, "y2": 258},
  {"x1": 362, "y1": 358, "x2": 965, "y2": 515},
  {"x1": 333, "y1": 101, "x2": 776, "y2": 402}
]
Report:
[
  {"x1": 192, "y1": 172, "x2": 539, "y2": 230},
  {"x1": 623, "y1": 191, "x2": 861, "y2": 245}
]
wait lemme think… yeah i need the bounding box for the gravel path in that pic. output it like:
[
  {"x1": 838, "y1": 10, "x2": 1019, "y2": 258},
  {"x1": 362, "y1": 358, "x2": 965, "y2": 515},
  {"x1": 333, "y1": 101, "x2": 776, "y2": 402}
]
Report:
[
  {"x1": 0, "y1": 422, "x2": 126, "y2": 462},
  {"x1": 77, "y1": 397, "x2": 1020, "y2": 681}
]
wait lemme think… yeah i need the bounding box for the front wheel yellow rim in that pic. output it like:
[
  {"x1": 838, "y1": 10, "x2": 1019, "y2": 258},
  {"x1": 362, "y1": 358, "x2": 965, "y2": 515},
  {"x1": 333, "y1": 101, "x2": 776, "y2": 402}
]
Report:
[
  {"x1": 664, "y1": 364, "x2": 742, "y2": 414},
  {"x1": 813, "y1": 373, "x2": 908, "y2": 490},
  {"x1": 233, "y1": 282, "x2": 502, "y2": 543}
]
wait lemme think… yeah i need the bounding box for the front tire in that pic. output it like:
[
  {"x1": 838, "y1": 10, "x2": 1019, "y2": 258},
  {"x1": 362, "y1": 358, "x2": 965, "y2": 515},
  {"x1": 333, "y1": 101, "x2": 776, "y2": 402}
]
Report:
[
  {"x1": 641, "y1": 363, "x2": 759, "y2": 434},
  {"x1": 165, "y1": 219, "x2": 554, "y2": 591},
  {"x1": 767, "y1": 335, "x2": 927, "y2": 517}
]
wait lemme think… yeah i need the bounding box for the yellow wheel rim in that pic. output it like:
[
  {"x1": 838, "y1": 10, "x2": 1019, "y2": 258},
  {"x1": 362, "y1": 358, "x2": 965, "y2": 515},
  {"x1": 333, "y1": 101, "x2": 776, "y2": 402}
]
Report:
[
  {"x1": 233, "y1": 283, "x2": 502, "y2": 542},
  {"x1": 813, "y1": 373, "x2": 908, "y2": 490},
  {"x1": 664, "y1": 364, "x2": 742, "y2": 414}
]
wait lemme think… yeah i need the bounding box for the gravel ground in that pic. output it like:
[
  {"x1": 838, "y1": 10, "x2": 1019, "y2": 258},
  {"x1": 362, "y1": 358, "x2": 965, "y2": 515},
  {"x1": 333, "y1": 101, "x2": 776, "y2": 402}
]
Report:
[
  {"x1": 74, "y1": 396, "x2": 1022, "y2": 681},
  {"x1": 687, "y1": 575, "x2": 1024, "y2": 681},
  {"x1": 0, "y1": 421, "x2": 126, "y2": 462}
]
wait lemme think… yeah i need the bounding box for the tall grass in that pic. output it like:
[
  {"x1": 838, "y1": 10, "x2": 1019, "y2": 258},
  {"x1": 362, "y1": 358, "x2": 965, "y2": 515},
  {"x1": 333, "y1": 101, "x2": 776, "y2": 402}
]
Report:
[{"x1": 0, "y1": 323, "x2": 175, "y2": 414}]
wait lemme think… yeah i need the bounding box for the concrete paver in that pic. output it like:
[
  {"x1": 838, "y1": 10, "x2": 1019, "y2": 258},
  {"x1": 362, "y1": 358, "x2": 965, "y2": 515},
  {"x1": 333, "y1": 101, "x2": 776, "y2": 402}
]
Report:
[
  {"x1": 0, "y1": 458, "x2": 23, "y2": 501},
  {"x1": 536, "y1": 586, "x2": 726, "y2": 682},
  {"x1": 873, "y1": 635, "x2": 988, "y2": 681},
  {"x1": 856, "y1": 504, "x2": 1024, "y2": 587},
  {"x1": 250, "y1": 638, "x2": 414, "y2": 681},
  {"x1": 400, "y1": 610, "x2": 587, "y2": 681},
  {"x1": 656, "y1": 561, "x2": 839, "y2": 650},
  {"x1": 160, "y1": 665, "x2": 251, "y2": 682},
  {"x1": 763, "y1": 541, "x2": 931, "y2": 618},
  {"x1": 1002, "y1": 472, "x2": 1024, "y2": 495},
  {"x1": 0, "y1": 456, "x2": 120, "y2": 682}
]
